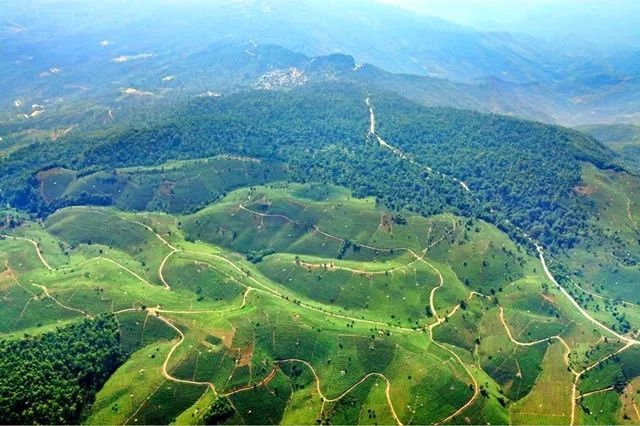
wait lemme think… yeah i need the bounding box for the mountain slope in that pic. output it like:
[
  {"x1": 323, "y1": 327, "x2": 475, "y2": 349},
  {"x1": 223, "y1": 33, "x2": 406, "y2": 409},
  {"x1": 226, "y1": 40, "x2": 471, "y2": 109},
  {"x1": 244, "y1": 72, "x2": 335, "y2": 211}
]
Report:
[
  {"x1": 3, "y1": 182, "x2": 638, "y2": 424},
  {"x1": 0, "y1": 82, "x2": 614, "y2": 252}
]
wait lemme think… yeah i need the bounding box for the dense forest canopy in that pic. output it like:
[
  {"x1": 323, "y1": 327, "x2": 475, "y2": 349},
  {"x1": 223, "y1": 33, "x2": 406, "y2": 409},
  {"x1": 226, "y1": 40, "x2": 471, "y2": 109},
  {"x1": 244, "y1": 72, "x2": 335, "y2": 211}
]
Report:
[
  {"x1": 0, "y1": 315, "x2": 123, "y2": 424},
  {"x1": 0, "y1": 82, "x2": 617, "y2": 250}
]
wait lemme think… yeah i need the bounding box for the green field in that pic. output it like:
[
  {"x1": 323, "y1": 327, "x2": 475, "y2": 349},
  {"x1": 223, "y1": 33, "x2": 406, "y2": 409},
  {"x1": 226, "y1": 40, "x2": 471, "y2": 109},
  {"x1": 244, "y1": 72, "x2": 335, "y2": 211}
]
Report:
[{"x1": 1, "y1": 182, "x2": 639, "y2": 424}]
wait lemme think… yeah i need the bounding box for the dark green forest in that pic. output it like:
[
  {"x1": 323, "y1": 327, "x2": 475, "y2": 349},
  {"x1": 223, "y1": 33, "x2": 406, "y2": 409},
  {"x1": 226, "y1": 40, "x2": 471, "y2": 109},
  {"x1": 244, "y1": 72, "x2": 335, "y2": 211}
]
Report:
[
  {"x1": 0, "y1": 82, "x2": 617, "y2": 251},
  {"x1": 0, "y1": 315, "x2": 123, "y2": 424}
]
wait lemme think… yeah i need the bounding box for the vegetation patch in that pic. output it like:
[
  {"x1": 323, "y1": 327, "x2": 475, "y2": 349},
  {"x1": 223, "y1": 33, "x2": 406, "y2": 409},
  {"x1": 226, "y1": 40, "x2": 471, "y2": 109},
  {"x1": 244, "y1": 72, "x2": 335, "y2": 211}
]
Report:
[{"x1": 0, "y1": 315, "x2": 123, "y2": 424}]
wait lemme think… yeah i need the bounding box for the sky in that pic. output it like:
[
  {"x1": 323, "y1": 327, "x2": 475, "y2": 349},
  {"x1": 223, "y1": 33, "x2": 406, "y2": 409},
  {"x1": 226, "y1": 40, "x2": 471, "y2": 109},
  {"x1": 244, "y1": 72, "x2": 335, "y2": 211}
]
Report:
[{"x1": 377, "y1": 0, "x2": 640, "y2": 52}]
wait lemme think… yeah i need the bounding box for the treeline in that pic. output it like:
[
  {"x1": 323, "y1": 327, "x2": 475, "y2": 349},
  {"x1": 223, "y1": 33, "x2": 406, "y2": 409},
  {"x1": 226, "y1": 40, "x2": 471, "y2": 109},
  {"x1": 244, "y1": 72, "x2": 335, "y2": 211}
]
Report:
[
  {"x1": 0, "y1": 315, "x2": 123, "y2": 424},
  {"x1": 0, "y1": 82, "x2": 616, "y2": 251}
]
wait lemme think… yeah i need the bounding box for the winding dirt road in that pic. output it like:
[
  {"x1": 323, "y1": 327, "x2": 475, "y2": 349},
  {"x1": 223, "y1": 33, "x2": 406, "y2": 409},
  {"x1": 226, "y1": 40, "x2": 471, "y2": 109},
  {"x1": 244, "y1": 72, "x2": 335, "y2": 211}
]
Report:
[
  {"x1": 276, "y1": 358, "x2": 403, "y2": 425},
  {"x1": 1, "y1": 235, "x2": 53, "y2": 271},
  {"x1": 536, "y1": 244, "x2": 639, "y2": 346},
  {"x1": 151, "y1": 309, "x2": 218, "y2": 395},
  {"x1": 6, "y1": 192, "x2": 638, "y2": 425},
  {"x1": 366, "y1": 97, "x2": 470, "y2": 192}
]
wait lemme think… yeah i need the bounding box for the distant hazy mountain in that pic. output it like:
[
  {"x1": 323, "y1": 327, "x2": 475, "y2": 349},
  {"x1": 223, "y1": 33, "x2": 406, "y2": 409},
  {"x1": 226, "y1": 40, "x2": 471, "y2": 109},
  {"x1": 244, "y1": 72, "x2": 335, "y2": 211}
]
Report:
[
  {"x1": 0, "y1": 0, "x2": 577, "y2": 83},
  {"x1": 1, "y1": 0, "x2": 638, "y2": 126},
  {"x1": 381, "y1": 0, "x2": 640, "y2": 55}
]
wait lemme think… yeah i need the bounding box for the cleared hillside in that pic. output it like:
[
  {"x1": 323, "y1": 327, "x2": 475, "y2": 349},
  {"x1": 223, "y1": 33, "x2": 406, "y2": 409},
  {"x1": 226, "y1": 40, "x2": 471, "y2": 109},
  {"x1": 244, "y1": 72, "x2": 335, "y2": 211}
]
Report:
[{"x1": 2, "y1": 182, "x2": 638, "y2": 424}]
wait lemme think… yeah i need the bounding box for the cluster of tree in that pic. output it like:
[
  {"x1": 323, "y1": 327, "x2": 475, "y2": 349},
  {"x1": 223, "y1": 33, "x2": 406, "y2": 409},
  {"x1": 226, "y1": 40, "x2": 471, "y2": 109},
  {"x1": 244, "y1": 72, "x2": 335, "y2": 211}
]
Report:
[
  {"x1": 202, "y1": 397, "x2": 235, "y2": 424},
  {"x1": 246, "y1": 248, "x2": 275, "y2": 263},
  {"x1": 0, "y1": 315, "x2": 123, "y2": 424},
  {"x1": 0, "y1": 82, "x2": 617, "y2": 252},
  {"x1": 0, "y1": 208, "x2": 26, "y2": 229}
]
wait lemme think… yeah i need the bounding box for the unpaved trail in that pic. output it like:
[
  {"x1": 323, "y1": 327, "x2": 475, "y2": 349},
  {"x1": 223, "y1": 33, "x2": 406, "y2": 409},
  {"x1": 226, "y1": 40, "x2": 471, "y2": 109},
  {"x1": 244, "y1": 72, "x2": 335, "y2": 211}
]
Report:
[
  {"x1": 31, "y1": 283, "x2": 89, "y2": 317},
  {"x1": 234, "y1": 202, "x2": 481, "y2": 423},
  {"x1": 276, "y1": 358, "x2": 402, "y2": 425},
  {"x1": 77, "y1": 257, "x2": 152, "y2": 286},
  {"x1": 423, "y1": 259, "x2": 445, "y2": 323},
  {"x1": 365, "y1": 97, "x2": 407, "y2": 158},
  {"x1": 296, "y1": 258, "x2": 417, "y2": 276},
  {"x1": 11, "y1": 200, "x2": 636, "y2": 424},
  {"x1": 536, "y1": 244, "x2": 639, "y2": 346},
  {"x1": 116, "y1": 215, "x2": 181, "y2": 291},
  {"x1": 238, "y1": 204, "x2": 300, "y2": 224},
  {"x1": 1, "y1": 235, "x2": 53, "y2": 271},
  {"x1": 62, "y1": 206, "x2": 180, "y2": 251},
  {"x1": 366, "y1": 97, "x2": 375, "y2": 136},
  {"x1": 240, "y1": 202, "x2": 459, "y2": 273},
  {"x1": 498, "y1": 305, "x2": 555, "y2": 347},
  {"x1": 239, "y1": 204, "x2": 457, "y2": 261},
  {"x1": 223, "y1": 366, "x2": 278, "y2": 397},
  {"x1": 361, "y1": 102, "x2": 640, "y2": 347},
  {"x1": 312, "y1": 225, "x2": 344, "y2": 242},
  {"x1": 92, "y1": 211, "x2": 181, "y2": 289},
  {"x1": 152, "y1": 310, "x2": 218, "y2": 395},
  {"x1": 427, "y1": 291, "x2": 495, "y2": 424},
  {"x1": 158, "y1": 251, "x2": 177, "y2": 290},
  {"x1": 578, "y1": 386, "x2": 615, "y2": 399},
  {"x1": 127, "y1": 218, "x2": 179, "y2": 251},
  {"x1": 569, "y1": 278, "x2": 637, "y2": 308},
  {"x1": 366, "y1": 97, "x2": 470, "y2": 192},
  {"x1": 428, "y1": 288, "x2": 573, "y2": 425},
  {"x1": 186, "y1": 250, "x2": 417, "y2": 332},
  {"x1": 430, "y1": 327, "x2": 479, "y2": 425},
  {"x1": 497, "y1": 297, "x2": 587, "y2": 424},
  {"x1": 568, "y1": 341, "x2": 636, "y2": 425}
]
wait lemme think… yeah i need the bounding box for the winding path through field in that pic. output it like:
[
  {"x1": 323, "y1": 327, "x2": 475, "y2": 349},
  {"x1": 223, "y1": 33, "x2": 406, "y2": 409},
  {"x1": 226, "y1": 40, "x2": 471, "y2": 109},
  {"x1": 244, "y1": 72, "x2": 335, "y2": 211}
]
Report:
[
  {"x1": 364, "y1": 98, "x2": 640, "y2": 425},
  {"x1": 5, "y1": 189, "x2": 638, "y2": 425},
  {"x1": 78, "y1": 257, "x2": 152, "y2": 286},
  {"x1": 366, "y1": 97, "x2": 470, "y2": 192},
  {"x1": 31, "y1": 282, "x2": 90, "y2": 317},
  {"x1": 296, "y1": 258, "x2": 418, "y2": 275},
  {"x1": 276, "y1": 358, "x2": 403, "y2": 425},
  {"x1": 536, "y1": 244, "x2": 639, "y2": 346},
  {"x1": 366, "y1": 96, "x2": 640, "y2": 348},
  {"x1": 150, "y1": 308, "x2": 218, "y2": 395},
  {"x1": 1, "y1": 234, "x2": 53, "y2": 271},
  {"x1": 3, "y1": 209, "x2": 476, "y2": 424}
]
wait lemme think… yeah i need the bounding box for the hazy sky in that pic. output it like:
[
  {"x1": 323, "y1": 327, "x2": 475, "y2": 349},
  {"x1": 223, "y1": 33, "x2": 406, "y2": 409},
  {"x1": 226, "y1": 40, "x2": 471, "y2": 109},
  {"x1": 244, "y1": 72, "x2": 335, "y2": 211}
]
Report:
[{"x1": 378, "y1": 0, "x2": 640, "y2": 51}]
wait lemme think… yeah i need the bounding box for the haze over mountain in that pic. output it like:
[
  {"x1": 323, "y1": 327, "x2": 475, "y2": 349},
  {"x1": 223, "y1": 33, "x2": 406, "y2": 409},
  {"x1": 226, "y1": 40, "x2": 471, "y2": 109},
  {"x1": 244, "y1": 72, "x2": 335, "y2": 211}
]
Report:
[
  {"x1": 381, "y1": 0, "x2": 640, "y2": 54},
  {"x1": 2, "y1": 0, "x2": 639, "y2": 127}
]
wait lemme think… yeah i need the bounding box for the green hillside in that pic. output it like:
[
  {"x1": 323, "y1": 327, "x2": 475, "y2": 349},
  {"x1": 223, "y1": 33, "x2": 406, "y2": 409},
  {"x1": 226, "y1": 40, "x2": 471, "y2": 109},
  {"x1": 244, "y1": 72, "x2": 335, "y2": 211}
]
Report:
[
  {"x1": 0, "y1": 83, "x2": 614, "y2": 251},
  {"x1": 2, "y1": 1, "x2": 640, "y2": 423},
  {"x1": 2, "y1": 181, "x2": 638, "y2": 425},
  {"x1": 0, "y1": 82, "x2": 639, "y2": 425}
]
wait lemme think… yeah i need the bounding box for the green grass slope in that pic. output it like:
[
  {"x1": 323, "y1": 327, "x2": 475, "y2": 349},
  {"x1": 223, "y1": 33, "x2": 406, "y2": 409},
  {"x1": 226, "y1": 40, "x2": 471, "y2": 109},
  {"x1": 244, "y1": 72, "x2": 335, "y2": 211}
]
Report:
[{"x1": 1, "y1": 181, "x2": 637, "y2": 424}]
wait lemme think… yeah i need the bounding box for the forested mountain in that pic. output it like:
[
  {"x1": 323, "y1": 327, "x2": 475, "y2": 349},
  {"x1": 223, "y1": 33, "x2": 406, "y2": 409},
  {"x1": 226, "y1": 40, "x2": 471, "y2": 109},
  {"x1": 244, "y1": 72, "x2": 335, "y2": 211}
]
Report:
[
  {"x1": 0, "y1": 315, "x2": 122, "y2": 424},
  {"x1": 0, "y1": 82, "x2": 615, "y2": 251},
  {"x1": 2, "y1": 2, "x2": 640, "y2": 425}
]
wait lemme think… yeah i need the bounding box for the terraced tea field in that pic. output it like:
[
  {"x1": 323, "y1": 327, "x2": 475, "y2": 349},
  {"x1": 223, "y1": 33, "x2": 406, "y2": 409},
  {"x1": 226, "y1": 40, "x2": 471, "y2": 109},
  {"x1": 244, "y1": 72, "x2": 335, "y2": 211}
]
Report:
[{"x1": 1, "y1": 183, "x2": 639, "y2": 424}]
